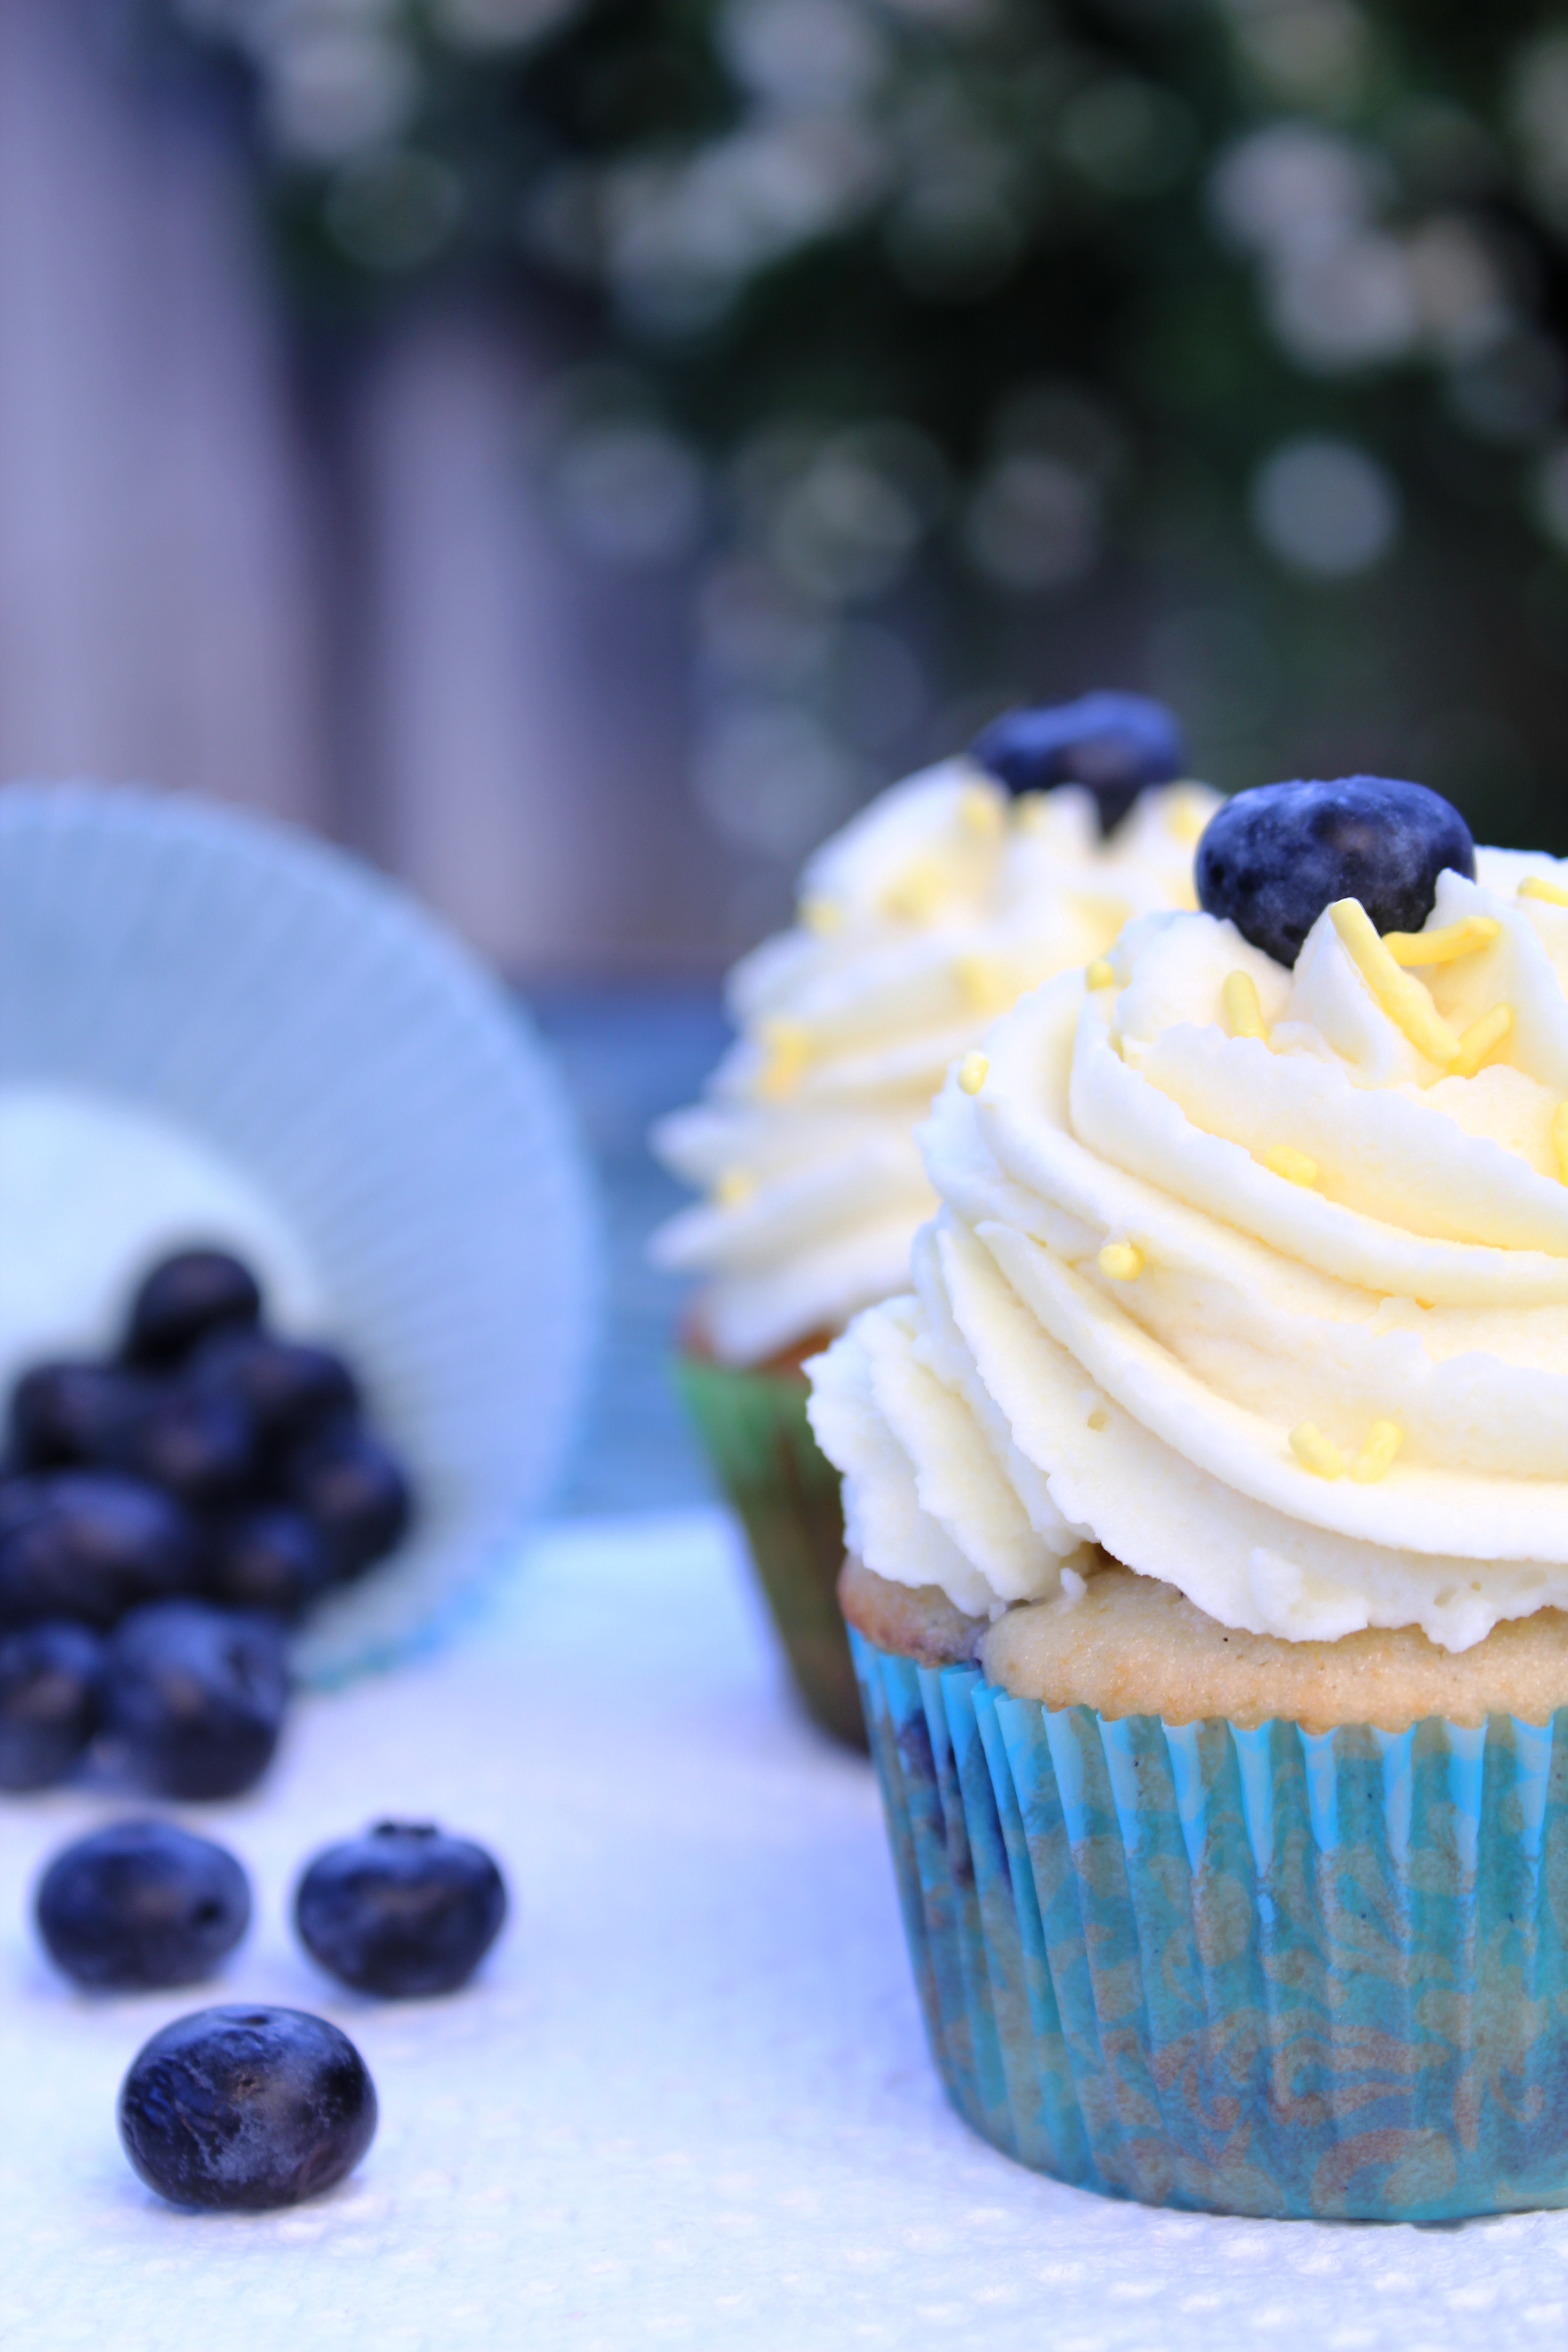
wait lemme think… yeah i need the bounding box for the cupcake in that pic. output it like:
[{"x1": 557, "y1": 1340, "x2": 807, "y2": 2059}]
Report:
[
  {"x1": 653, "y1": 696, "x2": 1216, "y2": 1746},
  {"x1": 808, "y1": 774, "x2": 1568, "y2": 2219}
]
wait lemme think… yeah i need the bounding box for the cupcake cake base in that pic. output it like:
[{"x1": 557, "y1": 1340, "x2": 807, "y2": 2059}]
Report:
[{"x1": 843, "y1": 1556, "x2": 1568, "y2": 2221}]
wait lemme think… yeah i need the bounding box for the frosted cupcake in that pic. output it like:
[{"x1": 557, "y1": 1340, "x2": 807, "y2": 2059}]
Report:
[
  {"x1": 809, "y1": 774, "x2": 1568, "y2": 2218},
  {"x1": 653, "y1": 696, "x2": 1216, "y2": 1744}
]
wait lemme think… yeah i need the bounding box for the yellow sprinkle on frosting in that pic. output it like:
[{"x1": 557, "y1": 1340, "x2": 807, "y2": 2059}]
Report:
[
  {"x1": 1290, "y1": 1422, "x2": 1343, "y2": 1480},
  {"x1": 755, "y1": 1018, "x2": 811, "y2": 1100},
  {"x1": 1165, "y1": 788, "x2": 1211, "y2": 844},
  {"x1": 1450, "y1": 1002, "x2": 1512, "y2": 1079},
  {"x1": 882, "y1": 858, "x2": 946, "y2": 922},
  {"x1": 1382, "y1": 915, "x2": 1499, "y2": 966},
  {"x1": 1222, "y1": 970, "x2": 1269, "y2": 1044},
  {"x1": 799, "y1": 895, "x2": 843, "y2": 937},
  {"x1": 1264, "y1": 1145, "x2": 1318, "y2": 1187},
  {"x1": 958, "y1": 1051, "x2": 989, "y2": 1095},
  {"x1": 954, "y1": 954, "x2": 1008, "y2": 1013},
  {"x1": 1553, "y1": 1102, "x2": 1568, "y2": 1184},
  {"x1": 1521, "y1": 875, "x2": 1568, "y2": 908},
  {"x1": 1351, "y1": 1420, "x2": 1403, "y2": 1484},
  {"x1": 1330, "y1": 898, "x2": 1461, "y2": 1066},
  {"x1": 1098, "y1": 1241, "x2": 1143, "y2": 1281},
  {"x1": 713, "y1": 1168, "x2": 755, "y2": 1209},
  {"x1": 1085, "y1": 957, "x2": 1117, "y2": 990},
  {"x1": 958, "y1": 783, "x2": 1005, "y2": 837}
]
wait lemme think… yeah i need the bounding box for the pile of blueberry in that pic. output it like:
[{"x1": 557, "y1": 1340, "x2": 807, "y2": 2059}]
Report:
[
  {"x1": 0, "y1": 1248, "x2": 414, "y2": 1800},
  {"x1": 37, "y1": 1815, "x2": 505, "y2": 2210}
]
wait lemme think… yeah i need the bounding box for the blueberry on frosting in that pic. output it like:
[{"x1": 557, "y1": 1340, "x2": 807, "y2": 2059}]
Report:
[
  {"x1": 970, "y1": 692, "x2": 1186, "y2": 834},
  {"x1": 1196, "y1": 776, "x2": 1476, "y2": 969}
]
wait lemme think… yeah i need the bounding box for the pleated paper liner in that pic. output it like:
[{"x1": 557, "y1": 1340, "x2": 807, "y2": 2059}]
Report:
[
  {"x1": 0, "y1": 784, "x2": 598, "y2": 1683},
  {"x1": 852, "y1": 1623, "x2": 1568, "y2": 2221},
  {"x1": 676, "y1": 1350, "x2": 864, "y2": 1749}
]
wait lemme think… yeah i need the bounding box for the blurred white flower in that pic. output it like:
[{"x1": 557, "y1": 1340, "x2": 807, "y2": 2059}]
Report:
[
  {"x1": 1221, "y1": 0, "x2": 1371, "y2": 110},
  {"x1": 692, "y1": 703, "x2": 866, "y2": 857},
  {"x1": 1209, "y1": 124, "x2": 1381, "y2": 264},
  {"x1": 1534, "y1": 444, "x2": 1568, "y2": 552},
  {"x1": 1509, "y1": 31, "x2": 1568, "y2": 232},
  {"x1": 263, "y1": 23, "x2": 418, "y2": 162},
  {"x1": 719, "y1": 0, "x2": 889, "y2": 113},
  {"x1": 549, "y1": 422, "x2": 708, "y2": 565},
  {"x1": 1057, "y1": 77, "x2": 1198, "y2": 199},
  {"x1": 1267, "y1": 232, "x2": 1417, "y2": 371},
  {"x1": 432, "y1": 0, "x2": 580, "y2": 52},
  {"x1": 769, "y1": 446, "x2": 926, "y2": 600},
  {"x1": 1404, "y1": 217, "x2": 1511, "y2": 362},
  {"x1": 1252, "y1": 436, "x2": 1400, "y2": 576},
  {"x1": 963, "y1": 454, "x2": 1100, "y2": 590}
]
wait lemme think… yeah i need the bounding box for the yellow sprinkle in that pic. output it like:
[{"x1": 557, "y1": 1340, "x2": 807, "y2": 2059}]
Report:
[
  {"x1": 1382, "y1": 915, "x2": 1499, "y2": 966},
  {"x1": 1351, "y1": 1420, "x2": 1403, "y2": 1484},
  {"x1": 1087, "y1": 1406, "x2": 1109, "y2": 1431},
  {"x1": 958, "y1": 783, "x2": 1005, "y2": 838},
  {"x1": 1330, "y1": 899, "x2": 1461, "y2": 1066},
  {"x1": 1450, "y1": 1002, "x2": 1513, "y2": 1079},
  {"x1": 1085, "y1": 957, "x2": 1117, "y2": 990},
  {"x1": 1098, "y1": 1241, "x2": 1143, "y2": 1281},
  {"x1": 1165, "y1": 787, "x2": 1211, "y2": 844},
  {"x1": 958, "y1": 1051, "x2": 989, "y2": 1095},
  {"x1": 1290, "y1": 1422, "x2": 1343, "y2": 1480},
  {"x1": 1222, "y1": 970, "x2": 1269, "y2": 1044},
  {"x1": 755, "y1": 1017, "x2": 811, "y2": 1100},
  {"x1": 713, "y1": 1168, "x2": 755, "y2": 1209},
  {"x1": 1264, "y1": 1145, "x2": 1318, "y2": 1188},
  {"x1": 1521, "y1": 875, "x2": 1568, "y2": 908},
  {"x1": 1553, "y1": 1102, "x2": 1568, "y2": 1184},
  {"x1": 799, "y1": 895, "x2": 843, "y2": 937},
  {"x1": 954, "y1": 954, "x2": 1008, "y2": 1013},
  {"x1": 883, "y1": 858, "x2": 946, "y2": 922}
]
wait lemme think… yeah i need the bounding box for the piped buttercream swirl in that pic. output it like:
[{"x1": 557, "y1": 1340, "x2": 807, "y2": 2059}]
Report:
[
  {"x1": 808, "y1": 847, "x2": 1568, "y2": 1650},
  {"x1": 652, "y1": 757, "x2": 1217, "y2": 1363}
]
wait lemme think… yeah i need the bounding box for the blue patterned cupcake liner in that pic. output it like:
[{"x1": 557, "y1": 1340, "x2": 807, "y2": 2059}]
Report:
[
  {"x1": 851, "y1": 1624, "x2": 1568, "y2": 2221},
  {"x1": 0, "y1": 785, "x2": 598, "y2": 1683}
]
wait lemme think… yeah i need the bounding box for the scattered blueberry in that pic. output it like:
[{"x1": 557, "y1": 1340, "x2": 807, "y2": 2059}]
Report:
[
  {"x1": 193, "y1": 1330, "x2": 358, "y2": 1450},
  {"x1": 970, "y1": 692, "x2": 1186, "y2": 833},
  {"x1": 1196, "y1": 775, "x2": 1477, "y2": 968},
  {"x1": 115, "y1": 1382, "x2": 258, "y2": 1511},
  {"x1": 287, "y1": 1430, "x2": 413, "y2": 1580},
  {"x1": 106, "y1": 1602, "x2": 289, "y2": 1800},
  {"x1": 0, "y1": 1621, "x2": 104, "y2": 1789},
  {"x1": 208, "y1": 1507, "x2": 335, "y2": 1622},
  {"x1": 36, "y1": 1818, "x2": 250, "y2": 1990},
  {"x1": 9, "y1": 1362, "x2": 147, "y2": 1471},
  {"x1": 124, "y1": 1250, "x2": 263, "y2": 1368},
  {"x1": 118, "y1": 2005, "x2": 377, "y2": 2211},
  {"x1": 0, "y1": 1472, "x2": 202, "y2": 1628},
  {"x1": 294, "y1": 1821, "x2": 507, "y2": 1998}
]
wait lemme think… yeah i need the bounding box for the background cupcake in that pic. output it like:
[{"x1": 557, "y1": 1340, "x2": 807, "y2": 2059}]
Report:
[
  {"x1": 652, "y1": 694, "x2": 1215, "y2": 1745},
  {"x1": 810, "y1": 775, "x2": 1568, "y2": 2218}
]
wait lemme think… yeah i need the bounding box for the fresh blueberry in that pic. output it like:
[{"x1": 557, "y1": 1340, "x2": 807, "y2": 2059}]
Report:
[
  {"x1": 124, "y1": 1250, "x2": 263, "y2": 1368},
  {"x1": 0, "y1": 1621, "x2": 104, "y2": 1789},
  {"x1": 0, "y1": 1472, "x2": 202, "y2": 1628},
  {"x1": 294, "y1": 1821, "x2": 507, "y2": 1998},
  {"x1": 36, "y1": 1818, "x2": 250, "y2": 1989},
  {"x1": 9, "y1": 1361, "x2": 148, "y2": 1471},
  {"x1": 118, "y1": 2005, "x2": 377, "y2": 2211},
  {"x1": 192, "y1": 1330, "x2": 359, "y2": 1450},
  {"x1": 1196, "y1": 775, "x2": 1477, "y2": 969},
  {"x1": 286, "y1": 1429, "x2": 413, "y2": 1579},
  {"x1": 208, "y1": 1507, "x2": 334, "y2": 1622},
  {"x1": 106, "y1": 1602, "x2": 289, "y2": 1800},
  {"x1": 114, "y1": 1381, "x2": 259, "y2": 1511},
  {"x1": 970, "y1": 692, "x2": 1186, "y2": 833}
]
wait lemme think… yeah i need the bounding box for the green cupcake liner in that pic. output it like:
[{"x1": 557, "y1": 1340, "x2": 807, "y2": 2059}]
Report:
[{"x1": 674, "y1": 1351, "x2": 864, "y2": 1749}]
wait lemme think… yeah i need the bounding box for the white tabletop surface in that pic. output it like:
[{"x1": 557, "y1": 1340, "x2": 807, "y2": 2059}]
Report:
[{"x1": 2, "y1": 1505, "x2": 1566, "y2": 2351}]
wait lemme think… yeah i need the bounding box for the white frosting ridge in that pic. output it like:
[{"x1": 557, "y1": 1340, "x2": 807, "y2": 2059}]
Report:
[
  {"x1": 808, "y1": 849, "x2": 1568, "y2": 1650},
  {"x1": 652, "y1": 757, "x2": 1217, "y2": 1362}
]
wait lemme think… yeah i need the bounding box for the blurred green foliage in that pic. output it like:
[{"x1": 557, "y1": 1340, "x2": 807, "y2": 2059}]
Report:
[{"x1": 162, "y1": 0, "x2": 1568, "y2": 859}]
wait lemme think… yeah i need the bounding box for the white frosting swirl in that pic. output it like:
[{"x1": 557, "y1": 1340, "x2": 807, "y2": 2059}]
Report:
[
  {"x1": 652, "y1": 757, "x2": 1217, "y2": 1363},
  {"x1": 808, "y1": 847, "x2": 1568, "y2": 1650}
]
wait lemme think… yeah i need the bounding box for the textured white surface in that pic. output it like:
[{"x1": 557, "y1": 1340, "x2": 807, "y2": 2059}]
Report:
[{"x1": 1, "y1": 1506, "x2": 1566, "y2": 2350}]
